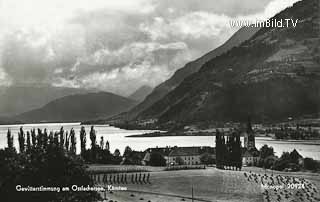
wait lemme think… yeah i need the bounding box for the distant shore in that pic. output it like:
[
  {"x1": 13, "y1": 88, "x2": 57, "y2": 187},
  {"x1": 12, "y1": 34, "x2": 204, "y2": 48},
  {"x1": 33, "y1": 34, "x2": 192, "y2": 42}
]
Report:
[{"x1": 125, "y1": 131, "x2": 215, "y2": 138}]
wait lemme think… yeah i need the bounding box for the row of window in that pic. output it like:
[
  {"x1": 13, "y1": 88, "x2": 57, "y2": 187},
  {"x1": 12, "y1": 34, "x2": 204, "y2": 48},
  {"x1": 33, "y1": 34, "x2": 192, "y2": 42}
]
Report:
[
  {"x1": 170, "y1": 161, "x2": 199, "y2": 165},
  {"x1": 170, "y1": 157, "x2": 199, "y2": 165},
  {"x1": 172, "y1": 156, "x2": 197, "y2": 161}
]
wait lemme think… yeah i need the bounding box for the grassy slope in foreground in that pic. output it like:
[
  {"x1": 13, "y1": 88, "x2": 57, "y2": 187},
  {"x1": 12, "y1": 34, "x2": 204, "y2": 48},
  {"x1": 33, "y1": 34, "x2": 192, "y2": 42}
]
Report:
[{"x1": 89, "y1": 166, "x2": 320, "y2": 202}]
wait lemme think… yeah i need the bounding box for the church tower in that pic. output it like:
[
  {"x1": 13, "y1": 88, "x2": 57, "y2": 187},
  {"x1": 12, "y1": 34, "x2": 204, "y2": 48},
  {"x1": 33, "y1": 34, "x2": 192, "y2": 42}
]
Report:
[{"x1": 244, "y1": 118, "x2": 255, "y2": 149}]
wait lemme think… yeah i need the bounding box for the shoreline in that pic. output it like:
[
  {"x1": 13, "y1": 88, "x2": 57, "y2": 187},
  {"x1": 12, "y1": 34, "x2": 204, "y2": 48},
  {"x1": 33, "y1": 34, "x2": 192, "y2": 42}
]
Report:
[{"x1": 126, "y1": 132, "x2": 320, "y2": 141}]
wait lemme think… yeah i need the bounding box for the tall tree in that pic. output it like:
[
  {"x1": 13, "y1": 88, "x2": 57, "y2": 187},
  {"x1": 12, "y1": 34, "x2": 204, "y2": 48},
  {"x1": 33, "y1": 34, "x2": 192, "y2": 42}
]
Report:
[
  {"x1": 80, "y1": 126, "x2": 87, "y2": 156},
  {"x1": 123, "y1": 146, "x2": 133, "y2": 158},
  {"x1": 99, "y1": 136, "x2": 104, "y2": 150},
  {"x1": 18, "y1": 127, "x2": 25, "y2": 153},
  {"x1": 105, "y1": 141, "x2": 110, "y2": 151},
  {"x1": 0, "y1": 127, "x2": 101, "y2": 202},
  {"x1": 89, "y1": 126, "x2": 96, "y2": 149},
  {"x1": 49, "y1": 131, "x2": 54, "y2": 147},
  {"x1": 7, "y1": 129, "x2": 14, "y2": 150},
  {"x1": 43, "y1": 129, "x2": 48, "y2": 149},
  {"x1": 59, "y1": 127, "x2": 64, "y2": 149},
  {"x1": 65, "y1": 131, "x2": 70, "y2": 151},
  {"x1": 37, "y1": 128, "x2": 43, "y2": 148},
  {"x1": 90, "y1": 126, "x2": 97, "y2": 160},
  {"x1": 54, "y1": 132, "x2": 59, "y2": 148},
  {"x1": 70, "y1": 128, "x2": 76, "y2": 155},
  {"x1": 31, "y1": 129, "x2": 36, "y2": 148},
  {"x1": 26, "y1": 131, "x2": 31, "y2": 152}
]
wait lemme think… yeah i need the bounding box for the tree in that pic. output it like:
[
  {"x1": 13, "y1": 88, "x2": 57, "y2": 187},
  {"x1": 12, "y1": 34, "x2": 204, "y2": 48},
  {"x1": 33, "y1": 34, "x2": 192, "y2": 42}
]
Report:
[
  {"x1": 26, "y1": 131, "x2": 31, "y2": 152},
  {"x1": 114, "y1": 149, "x2": 121, "y2": 157},
  {"x1": 90, "y1": 126, "x2": 96, "y2": 149},
  {"x1": 279, "y1": 152, "x2": 291, "y2": 162},
  {"x1": 43, "y1": 129, "x2": 48, "y2": 149},
  {"x1": 70, "y1": 128, "x2": 76, "y2": 155},
  {"x1": 37, "y1": 128, "x2": 43, "y2": 148},
  {"x1": 263, "y1": 155, "x2": 277, "y2": 169},
  {"x1": 123, "y1": 146, "x2": 133, "y2": 157},
  {"x1": 0, "y1": 128, "x2": 101, "y2": 202},
  {"x1": 31, "y1": 129, "x2": 36, "y2": 148},
  {"x1": 18, "y1": 127, "x2": 25, "y2": 153},
  {"x1": 80, "y1": 126, "x2": 86, "y2": 156},
  {"x1": 149, "y1": 152, "x2": 166, "y2": 166},
  {"x1": 7, "y1": 129, "x2": 14, "y2": 150},
  {"x1": 175, "y1": 156, "x2": 184, "y2": 165},
  {"x1": 99, "y1": 136, "x2": 104, "y2": 149},
  {"x1": 200, "y1": 153, "x2": 215, "y2": 165},
  {"x1": 105, "y1": 141, "x2": 110, "y2": 151},
  {"x1": 65, "y1": 131, "x2": 70, "y2": 151},
  {"x1": 259, "y1": 145, "x2": 274, "y2": 159},
  {"x1": 59, "y1": 127, "x2": 65, "y2": 149},
  {"x1": 89, "y1": 126, "x2": 97, "y2": 161}
]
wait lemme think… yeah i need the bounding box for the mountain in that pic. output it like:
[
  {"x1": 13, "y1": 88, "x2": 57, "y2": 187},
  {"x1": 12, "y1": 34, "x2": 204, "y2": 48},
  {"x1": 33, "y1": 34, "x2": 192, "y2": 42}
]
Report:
[
  {"x1": 0, "y1": 85, "x2": 96, "y2": 117},
  {"x1": 137, "y1": 0, "x2": 320, "y2": 124},
  {"x1": 128, "y1": 85, "x2": 153, "y2": 102},
  {"x1": 15, "y1": 92, "x2": 137, "y2": 122},
  {"x1": 117, "y1": 26, "x2": 260, "y2": 120}
]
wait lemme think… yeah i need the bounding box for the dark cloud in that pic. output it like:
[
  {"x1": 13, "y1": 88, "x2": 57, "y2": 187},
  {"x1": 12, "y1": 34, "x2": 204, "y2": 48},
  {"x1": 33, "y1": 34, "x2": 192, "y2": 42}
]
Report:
[
  {"x1": 1, "y1": 32, "x2": 50, "y2": 84},
  {"x1": 0, "y1": 0, "x2": 299, "y2": 95}
]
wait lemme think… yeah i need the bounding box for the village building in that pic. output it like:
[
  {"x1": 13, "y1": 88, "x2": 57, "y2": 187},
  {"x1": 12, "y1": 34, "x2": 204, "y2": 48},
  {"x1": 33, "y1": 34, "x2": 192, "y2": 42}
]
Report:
[
  {"x1": 167, "y1": 147, "x2": 202, "y2": 165},
  {"x1": 143, "y1": 146, "x2": 215, "y2": 166},
  {"x1": 242, "y1": 148, "x2": 260, "y2": 166},
  {"x1": 143, "y1": 119, "x2": 259, "y2": 167}
]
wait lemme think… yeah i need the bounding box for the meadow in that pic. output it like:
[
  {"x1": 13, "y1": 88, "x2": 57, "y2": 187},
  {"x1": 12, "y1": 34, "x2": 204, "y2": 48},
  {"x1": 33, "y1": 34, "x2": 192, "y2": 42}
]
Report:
[{"x1": 89, "y1": 165, "x2": 320, "y2": 202}]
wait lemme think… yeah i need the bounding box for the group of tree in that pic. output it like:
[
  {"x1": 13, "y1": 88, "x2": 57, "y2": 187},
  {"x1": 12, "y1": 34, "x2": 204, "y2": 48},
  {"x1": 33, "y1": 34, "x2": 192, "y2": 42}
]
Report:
[
  {"x1": 12, "y1": 126, "x2": 77, "y2": 155},
  {"x1": 80, "y1": 126, "x2": 121, "y2": 164},
  {"x1": 121, "y1": 146, "x2": 166, "y2": 166},
  {"x1": 0, "y1": 127, "x2": 101, "y2": 202},
  {"x1": 121, "y1": 146, "x2": 143, "y2": 165},
  {"x1": 257, "y1": 144, "x2": 319, "y2": 172},
  {"x1": 216, "y1": 129, "x2": 242, "y2": 170},
  {"x1": 148, "y1": 152, "x2": 166, "y2": 166}
]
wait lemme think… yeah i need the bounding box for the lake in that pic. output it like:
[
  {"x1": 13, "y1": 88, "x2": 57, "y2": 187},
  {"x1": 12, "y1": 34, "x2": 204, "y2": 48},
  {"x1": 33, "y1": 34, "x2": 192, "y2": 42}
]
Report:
[{"x1": 0, "y1": 123, "x2": 319, "y2": 160}]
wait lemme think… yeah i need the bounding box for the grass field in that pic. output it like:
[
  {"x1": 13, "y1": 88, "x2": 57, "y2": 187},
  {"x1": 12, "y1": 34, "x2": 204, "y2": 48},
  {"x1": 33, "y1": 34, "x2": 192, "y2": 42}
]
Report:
[
  {"x1": 93, "y1": 167, "x2": 263, "y2": 202},
  {"x1": 88, "y1": 165, "x2": 320, "y2": 202}
]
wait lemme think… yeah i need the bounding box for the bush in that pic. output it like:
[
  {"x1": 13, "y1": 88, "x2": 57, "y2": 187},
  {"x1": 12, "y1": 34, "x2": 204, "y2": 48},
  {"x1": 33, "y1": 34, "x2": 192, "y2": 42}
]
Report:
[
  {"x1": 0, "y1": 141, "x2": 101, "y2": 202},
  {"x1": 200, "y1": 153, "x2": 215, "y2": 165}
]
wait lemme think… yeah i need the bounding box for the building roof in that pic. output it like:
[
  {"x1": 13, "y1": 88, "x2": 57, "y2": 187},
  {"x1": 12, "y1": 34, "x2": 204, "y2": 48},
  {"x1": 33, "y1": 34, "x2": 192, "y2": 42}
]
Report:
[
  {"x1": 146, "y1": 147, "x2": 172, "y2": 156},
  {"x1": 169, "y1": 147, "x2": 200, "y2": 157},
  {"x1": 168, "y1": 147, "x2": 215, "y2": 157}
]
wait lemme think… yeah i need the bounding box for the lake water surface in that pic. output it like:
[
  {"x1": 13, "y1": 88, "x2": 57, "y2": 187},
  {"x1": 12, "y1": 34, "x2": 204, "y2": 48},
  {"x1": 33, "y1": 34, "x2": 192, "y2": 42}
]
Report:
[{"x1": 0, "y1": 123, "x2": 319, "y2": 160}]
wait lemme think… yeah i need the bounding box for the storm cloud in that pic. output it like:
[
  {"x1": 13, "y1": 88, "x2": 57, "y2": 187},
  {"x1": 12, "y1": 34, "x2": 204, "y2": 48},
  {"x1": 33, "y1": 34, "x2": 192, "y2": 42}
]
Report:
[{"x1": 0, "y1": 0, "x2": 299, "y2": 95}]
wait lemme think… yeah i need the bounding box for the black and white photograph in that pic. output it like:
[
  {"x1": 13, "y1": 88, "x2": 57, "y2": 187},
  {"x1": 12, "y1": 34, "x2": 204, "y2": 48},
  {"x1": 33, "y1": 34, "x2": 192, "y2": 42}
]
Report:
[{"x1": 0, "y1": 0, "x2": 320, "y2": 201}]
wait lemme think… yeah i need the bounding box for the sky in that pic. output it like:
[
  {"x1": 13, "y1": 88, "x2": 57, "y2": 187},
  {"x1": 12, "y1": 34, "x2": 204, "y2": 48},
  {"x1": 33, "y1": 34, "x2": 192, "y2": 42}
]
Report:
[{"x1": 0, "y1": 0, "x2": 299, "y2": 96}]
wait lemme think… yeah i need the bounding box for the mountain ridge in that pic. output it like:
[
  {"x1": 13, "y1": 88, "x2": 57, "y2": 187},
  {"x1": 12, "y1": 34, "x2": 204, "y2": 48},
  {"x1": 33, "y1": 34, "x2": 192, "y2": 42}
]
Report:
[
  {"x1": 15, "y1": 92, "x2": 137, "y2": 123},
  {"x1": 0, "y1": 85, "x2": 97, "y2": 117},
  {"x1": 137, "y1": 0, "x2": 320, "y2": 124},
  {"x1": 128, "y1": 85, "x2": 153, "y2": 102},
  {"x1": 114, "y1": 26, "x2": 260, "y2": 121}
]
